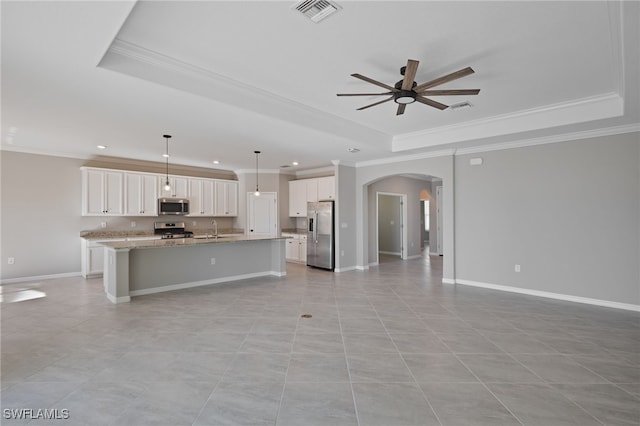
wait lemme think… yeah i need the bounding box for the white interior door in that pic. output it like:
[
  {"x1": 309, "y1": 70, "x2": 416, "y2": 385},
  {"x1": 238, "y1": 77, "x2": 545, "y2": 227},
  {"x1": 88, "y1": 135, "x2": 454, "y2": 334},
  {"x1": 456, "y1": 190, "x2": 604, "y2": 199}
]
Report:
[{"x1": 248, "y1": 192, "x2": 277, "y2": 238}]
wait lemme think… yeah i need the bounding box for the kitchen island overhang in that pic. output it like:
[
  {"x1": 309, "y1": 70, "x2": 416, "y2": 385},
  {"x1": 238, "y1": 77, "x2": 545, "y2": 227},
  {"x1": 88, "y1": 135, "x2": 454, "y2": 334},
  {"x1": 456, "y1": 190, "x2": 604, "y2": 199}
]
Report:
[{"x1": 101, "y1": 236, "x2": 287, "y2": 303}]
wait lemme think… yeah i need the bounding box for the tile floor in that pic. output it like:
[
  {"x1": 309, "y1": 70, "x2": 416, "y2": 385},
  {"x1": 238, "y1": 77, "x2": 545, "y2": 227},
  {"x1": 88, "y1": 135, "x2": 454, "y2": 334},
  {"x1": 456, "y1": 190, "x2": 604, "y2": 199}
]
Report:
[{"x1": 1, "y1": 253, "x2": 638, "y2": 425}]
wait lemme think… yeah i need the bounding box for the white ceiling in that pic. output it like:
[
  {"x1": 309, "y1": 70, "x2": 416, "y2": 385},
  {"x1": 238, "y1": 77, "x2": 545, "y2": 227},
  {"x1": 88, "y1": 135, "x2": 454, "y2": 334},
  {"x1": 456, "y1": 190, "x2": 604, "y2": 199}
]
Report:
[{"x1": 2, "y1": 1, "x2": 638, "y2": 173}]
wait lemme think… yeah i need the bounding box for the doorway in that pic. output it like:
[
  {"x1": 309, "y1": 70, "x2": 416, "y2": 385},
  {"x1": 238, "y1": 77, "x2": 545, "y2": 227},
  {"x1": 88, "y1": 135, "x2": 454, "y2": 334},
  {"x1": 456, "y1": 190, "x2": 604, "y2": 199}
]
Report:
[
  {"x1": 376, "y1": 192, "x2": 408, "y2": 264},
  {"x1": 247, "y1": 192, "x2": 277, "y2": 238}
]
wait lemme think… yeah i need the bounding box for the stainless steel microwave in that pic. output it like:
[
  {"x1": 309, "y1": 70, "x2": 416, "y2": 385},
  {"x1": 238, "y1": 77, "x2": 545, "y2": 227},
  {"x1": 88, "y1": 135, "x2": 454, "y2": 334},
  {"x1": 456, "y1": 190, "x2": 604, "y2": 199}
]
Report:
[{"x1": 158, "y1": 198, "x2": 189, "y2": 215}]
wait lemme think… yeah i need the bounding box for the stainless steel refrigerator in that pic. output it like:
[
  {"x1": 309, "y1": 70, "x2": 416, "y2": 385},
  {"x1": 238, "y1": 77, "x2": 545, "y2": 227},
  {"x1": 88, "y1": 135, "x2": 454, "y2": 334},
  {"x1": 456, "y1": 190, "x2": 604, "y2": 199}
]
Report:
[{"x1": 307, "y1": 200, "x2": 334, "y2": 270}]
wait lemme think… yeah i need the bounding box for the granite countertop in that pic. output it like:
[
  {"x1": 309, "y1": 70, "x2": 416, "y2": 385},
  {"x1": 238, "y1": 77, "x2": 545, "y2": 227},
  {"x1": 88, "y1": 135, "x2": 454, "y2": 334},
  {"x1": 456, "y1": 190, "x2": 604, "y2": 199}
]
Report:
[
  {"x1": 81, "y1": 228, "x2": 244, "y2": 240},
  {"x1": 99, "y1": 235, "x2": 287, "y2": 250},
  {"x1": 281, "y1": 228, "x2": 307, "y2": 235}
]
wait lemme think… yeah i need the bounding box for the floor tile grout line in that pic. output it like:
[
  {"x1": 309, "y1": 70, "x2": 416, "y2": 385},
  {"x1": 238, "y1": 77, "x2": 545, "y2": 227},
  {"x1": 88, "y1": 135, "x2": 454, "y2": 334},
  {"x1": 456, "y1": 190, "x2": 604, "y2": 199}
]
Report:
[
  {"x1": 273, "y1": 299, "x2": 303, "y2": 426},
  {"x1": 335, "y1": 285, "x2": 361, "y2": 426},
  {"x1": 368, "y1": 286, "x2": 444, "y2": 426}
]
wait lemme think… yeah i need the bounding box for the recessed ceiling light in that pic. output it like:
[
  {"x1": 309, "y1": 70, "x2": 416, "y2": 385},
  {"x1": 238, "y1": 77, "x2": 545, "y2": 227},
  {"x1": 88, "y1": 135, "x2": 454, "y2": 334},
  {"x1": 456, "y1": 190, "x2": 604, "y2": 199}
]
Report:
[
  {"x1": 292, "y1": 161, "x2": 299, "y2": 166},
  {"x1": 162, "y1": 153, "x2": 170, "y2": 158},
  {"x1": 348, "y1": 147, "x2": 360, "y2": 153},
  {"x1": 97, "y1": 145, "x2": 107, "y2": 149},
  {"x1": 212, "y1": 160, "x2": 220, "y2": 164}
]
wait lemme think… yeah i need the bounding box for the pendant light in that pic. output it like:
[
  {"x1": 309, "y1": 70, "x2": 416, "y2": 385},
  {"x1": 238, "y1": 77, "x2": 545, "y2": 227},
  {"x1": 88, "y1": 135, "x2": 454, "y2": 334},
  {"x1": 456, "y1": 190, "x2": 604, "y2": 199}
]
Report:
[
  {"x1": 163, "y1": 134, "x2": 172, "y2": 192},
  {"x1": 254, "y1": 150, "x2": 261, "y2": 196}
]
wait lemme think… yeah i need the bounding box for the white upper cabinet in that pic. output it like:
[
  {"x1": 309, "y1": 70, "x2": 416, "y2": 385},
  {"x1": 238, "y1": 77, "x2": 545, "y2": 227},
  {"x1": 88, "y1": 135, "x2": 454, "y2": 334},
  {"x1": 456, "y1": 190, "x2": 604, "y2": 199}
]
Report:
[
  {"x1": 124, "y1": 172, "x2": 158, "y2": 216},
  {"x1": 82, "y1": 168, "x2": 124, "y2": 216},
  {"x1": 159, "y1": 176, "x2": 189, "y2": 198},
  {"x1": 83, "y1": 167, "x2": 237, "y2": 217},
  {"x1": 215, "y1": 180, "x2": 238, "y2": 217},
  {"x1": 317, "y1": 176, "x2": 335, "y2": 200},
  {"x1": 289, "y1": 176, "x2": 335, "y2": 217},
  {"x1": 289, "y1": 179, "x2": 308, "y2": 217},
  {"x1": 189, "y1": 178, "x2": 215, "y2": 216}
]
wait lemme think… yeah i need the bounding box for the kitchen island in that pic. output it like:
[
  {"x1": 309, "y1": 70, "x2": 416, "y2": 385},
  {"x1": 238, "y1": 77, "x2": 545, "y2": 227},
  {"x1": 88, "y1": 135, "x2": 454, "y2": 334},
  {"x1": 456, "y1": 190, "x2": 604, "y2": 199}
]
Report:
[{"x1": 101, "y1": 236, "x2": 287, "y2": 303}]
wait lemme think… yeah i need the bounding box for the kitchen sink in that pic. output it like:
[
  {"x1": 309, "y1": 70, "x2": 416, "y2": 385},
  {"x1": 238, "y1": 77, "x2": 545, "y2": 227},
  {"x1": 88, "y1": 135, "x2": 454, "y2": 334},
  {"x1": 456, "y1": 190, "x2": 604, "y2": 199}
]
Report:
[{"x1": 193, "y1": 235, "x2": 228, "y2": 239}]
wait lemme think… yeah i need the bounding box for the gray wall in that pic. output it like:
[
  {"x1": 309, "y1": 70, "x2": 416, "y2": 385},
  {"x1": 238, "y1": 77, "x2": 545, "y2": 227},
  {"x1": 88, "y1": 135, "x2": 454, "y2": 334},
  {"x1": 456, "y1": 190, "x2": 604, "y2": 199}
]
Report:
[
  {"x1": 335, "y1": 164, "x2": 357, "y2": 271},
  {"x1": 455, "y1": 132, "x2": 639, "y2": 305},
  {"x1": 1, "y1": 152, "x2": 84, "y2": 279},
  {"x1": 366, "y1": 175, "x2": 434, "y2": 262}
]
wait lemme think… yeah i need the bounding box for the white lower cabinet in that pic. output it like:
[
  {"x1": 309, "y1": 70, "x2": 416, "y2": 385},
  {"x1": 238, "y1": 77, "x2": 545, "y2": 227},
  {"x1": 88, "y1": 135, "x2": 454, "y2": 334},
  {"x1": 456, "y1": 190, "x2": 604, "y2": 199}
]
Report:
[
  {"x1": 81, "y1": 238, "x2": 123, "y2": 278},
  {"x1": 283, "y1": 233, "x2": 307, "y2": 263}
]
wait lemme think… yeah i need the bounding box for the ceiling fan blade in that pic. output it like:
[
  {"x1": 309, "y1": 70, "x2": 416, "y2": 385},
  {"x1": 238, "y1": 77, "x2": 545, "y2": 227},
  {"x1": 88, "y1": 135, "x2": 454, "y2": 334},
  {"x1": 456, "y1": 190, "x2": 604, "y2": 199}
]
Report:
[
  {"x1": 351, "y1": 73, "x2": 397, "y2": 91},
  {"x1": 401, "y1": 59, "x2": 419, "y2": 90},
  {"x1": 419, "y1": 89, "x2": 480, "y2": 96},
  {"x1": 337, "y1": 92, "x2": 394, "y2": 96},
  {"x1": 356, "y1": 96, "x2": 395, "y2": 111},
  {"x1": 396, "y1": 104, "x2": 406, "y2": 115},
  {"x1": 415, "y1": 96, "x2": 449, "y2": 110},
  {"x1": 414, "y1": 67, "x2": 475, "y2": 92}
]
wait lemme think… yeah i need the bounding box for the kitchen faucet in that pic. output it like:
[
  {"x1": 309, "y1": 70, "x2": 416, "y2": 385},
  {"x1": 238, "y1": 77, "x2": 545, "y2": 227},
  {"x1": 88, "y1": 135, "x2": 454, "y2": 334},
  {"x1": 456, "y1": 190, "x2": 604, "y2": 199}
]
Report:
[{"x1": 211, "y1": 220, "x2": 218, "y2": 240}]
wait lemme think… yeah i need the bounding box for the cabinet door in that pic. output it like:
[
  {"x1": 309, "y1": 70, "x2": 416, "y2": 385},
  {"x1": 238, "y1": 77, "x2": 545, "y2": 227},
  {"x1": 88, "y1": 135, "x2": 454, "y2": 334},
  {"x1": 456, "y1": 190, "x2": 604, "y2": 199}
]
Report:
[
  {"x1": 299, "y1": 237, "x2": 307, "y2": 263},
  {"x1": 104, "y1": 171, "x2": 124, "y2": 215},
  {"x1": 202, "y1": 179, "x2": 215, "y2": 216},
  {"x1": 306, "y1": 179, "x2": 318, "y2": 203},
  {"x1": 317, "y1": 176, "x2": 335, "y2": 200},
  {"x1": 225, "y1": 181, "x2": 238, "y2": 216},
  {"x1": 284, "y1": 236, "x2": 299, "y2": 261},
  {"x1": 84, "y1": 169, "x2": 105, "y2": 215},
  {"x1": 215, "y1": 181, "x2": 238, "y2": 216},
  {"x1": 160, "y1": 176, "x2": 189, "y2": 198},
  {"x1": 289, "y1": 180, "x2": 307, "y2": 217},
  {"x1": 188, "y1": 179, "x2": 204, "y2": 216},
  {"x1": 124, "y1": 173, "x2": 142, "y2": 216},
  {"x1": 126, "y1": 173, "x2": 158, "y2": 216},
  {"x1": 140, "y1": 174, "x2": 158, "y2": 215}
]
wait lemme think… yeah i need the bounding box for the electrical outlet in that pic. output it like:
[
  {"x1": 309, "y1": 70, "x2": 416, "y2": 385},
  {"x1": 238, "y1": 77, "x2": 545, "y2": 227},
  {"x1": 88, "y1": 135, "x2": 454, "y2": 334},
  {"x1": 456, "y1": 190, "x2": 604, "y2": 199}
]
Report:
[
  {"x1": 101, "y1": 222, "x2": 107, "y2": 229},
  {"x1": 210, "y1": 257, "x2": 216, "y2": 265},
  {"x1": 130, "y1": 221, "x2": 136, "y2": 228},
  {"x1": 8, "y1": 257, "x2": 15, "y2": 265},
  {"x1": 515, "y1": 264, "x2": 521, "y2": 273},
  {"x1": 192, "y1": 221, "x2": 197, "y2": 226}
]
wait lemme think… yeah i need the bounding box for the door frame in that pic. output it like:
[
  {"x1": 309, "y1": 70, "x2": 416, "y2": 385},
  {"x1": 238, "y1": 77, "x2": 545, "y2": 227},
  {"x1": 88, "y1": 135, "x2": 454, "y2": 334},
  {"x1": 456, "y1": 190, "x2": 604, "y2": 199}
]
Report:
[{"x1": 375, "y1": 191, "x2": 408, "y2": 264}]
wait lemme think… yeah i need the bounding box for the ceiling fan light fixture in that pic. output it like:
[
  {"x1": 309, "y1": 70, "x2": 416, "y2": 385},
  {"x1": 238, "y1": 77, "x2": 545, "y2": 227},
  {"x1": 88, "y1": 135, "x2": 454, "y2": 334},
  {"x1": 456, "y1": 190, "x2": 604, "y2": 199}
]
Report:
[{"x1": 394, "y1": 90, "x2": 416, "y2": 104}]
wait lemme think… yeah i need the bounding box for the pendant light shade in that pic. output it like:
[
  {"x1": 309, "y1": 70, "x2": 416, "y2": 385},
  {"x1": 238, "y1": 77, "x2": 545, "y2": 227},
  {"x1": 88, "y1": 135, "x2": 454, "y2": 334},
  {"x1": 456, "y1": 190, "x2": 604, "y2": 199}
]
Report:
[
  {"x1": 163, "y1": 135, "x2": 172, "y2": 192},
  {"x1": 254, "y1": 150, "x2": 261, "y2": 196}
]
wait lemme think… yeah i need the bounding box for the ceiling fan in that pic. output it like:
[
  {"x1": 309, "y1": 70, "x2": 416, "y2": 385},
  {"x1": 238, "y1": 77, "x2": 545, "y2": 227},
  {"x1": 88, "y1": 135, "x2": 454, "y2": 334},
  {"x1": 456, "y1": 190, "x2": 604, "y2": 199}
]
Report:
[{"x1": 337, "y1": 59, "x2": 480, "y2": 115}]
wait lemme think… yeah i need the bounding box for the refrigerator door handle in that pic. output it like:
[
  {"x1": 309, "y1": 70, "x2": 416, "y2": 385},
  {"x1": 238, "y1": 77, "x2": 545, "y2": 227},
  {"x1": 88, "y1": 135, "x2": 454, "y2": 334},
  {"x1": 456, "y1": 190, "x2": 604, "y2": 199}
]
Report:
[{"x1": 314, "y1": 211, "x2": 318, "y2": 242}]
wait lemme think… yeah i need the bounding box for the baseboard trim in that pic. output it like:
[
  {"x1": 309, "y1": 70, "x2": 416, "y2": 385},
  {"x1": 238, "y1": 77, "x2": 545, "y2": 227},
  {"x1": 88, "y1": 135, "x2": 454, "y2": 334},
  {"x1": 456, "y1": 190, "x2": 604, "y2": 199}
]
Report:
[
  {"x1": 335, "y1": 266, "x2": 358, "y2": 273},
  {"x1": 128, "y1": 271, "x2": 284, "y2": 298},
  {"x1": 442, "y1": 278, "x2": 455, "y2": 285},
  {"x1": 379, "y1": 251, "x2": 401, "y2": 256},
  {"x1": 406, "y1": 254, "x2": 422, "y2": 260},
  {"x1": 0, "y1": 272, "x2": 82, "y2": 285},
  {"x1": 106, "y1": 293, "x2": 131, "y2": 304},
  {"x1": 455, "y1": 279, "x2": 640, "y2": 312}
]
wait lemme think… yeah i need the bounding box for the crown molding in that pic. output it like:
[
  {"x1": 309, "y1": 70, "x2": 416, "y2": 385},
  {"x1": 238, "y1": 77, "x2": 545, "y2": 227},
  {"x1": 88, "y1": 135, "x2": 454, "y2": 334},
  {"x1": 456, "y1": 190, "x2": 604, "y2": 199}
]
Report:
[
  {"x1": 392, "y1": 92, "x2": 624, "y2": 152},
  {"x1": 454, "y1": 123, "x2": 640, "y2": 156},
  {"x1": 355, "y1": 149, "x2": 456, "y2": 168}
]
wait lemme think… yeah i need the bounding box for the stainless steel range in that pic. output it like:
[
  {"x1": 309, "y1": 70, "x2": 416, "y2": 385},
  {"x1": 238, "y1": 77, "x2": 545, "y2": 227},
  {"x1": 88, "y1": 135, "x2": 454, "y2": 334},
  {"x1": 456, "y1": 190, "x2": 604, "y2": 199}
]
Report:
[{"x1": 154, "y1": 222, "x2": 193, "y2": 239}]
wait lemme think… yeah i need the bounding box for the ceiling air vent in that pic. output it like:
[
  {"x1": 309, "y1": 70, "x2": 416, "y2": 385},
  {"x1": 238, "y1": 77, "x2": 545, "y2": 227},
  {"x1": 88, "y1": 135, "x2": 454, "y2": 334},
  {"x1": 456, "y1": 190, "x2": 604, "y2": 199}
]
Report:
[{"x1": 292, "y1": 0, "x2": 341, "y2": 23}]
